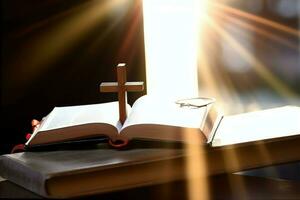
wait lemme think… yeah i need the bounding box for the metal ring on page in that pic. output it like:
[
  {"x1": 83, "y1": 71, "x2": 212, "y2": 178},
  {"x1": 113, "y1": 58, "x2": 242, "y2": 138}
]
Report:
[{"x1": 175, "y1": 97, "x2": 216, "y2": 108}]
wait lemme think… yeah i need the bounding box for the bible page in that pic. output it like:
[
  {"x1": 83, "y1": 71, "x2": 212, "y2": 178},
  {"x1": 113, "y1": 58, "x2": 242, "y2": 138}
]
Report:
[
  {"x1": 212, "y1": 106, "x2": 300, "y2": 147},
  {"x1": 122, "y1": 95, "x2": 207, "y2": 129},
  {"x1": 27, "y1": 102, "x2": 132, "y2": 145},
  {"x1": 120, "y1": 95, "x2": 210, "y2": 143},
  {"x1": 41, "y1": 102, "x2": 123, "y2": 131},
  {"x1": 30, "y1": 102, "x2": 131, "y2": 135}
]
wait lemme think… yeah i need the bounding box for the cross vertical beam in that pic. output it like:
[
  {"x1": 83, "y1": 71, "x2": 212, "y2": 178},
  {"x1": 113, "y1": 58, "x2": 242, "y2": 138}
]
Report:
[
  {"x1": 116, "y1": 64, "x2": 127, "y2": 124},
  {"x1": 100, "y1": 63, "x2": 144, "y2": 124}
]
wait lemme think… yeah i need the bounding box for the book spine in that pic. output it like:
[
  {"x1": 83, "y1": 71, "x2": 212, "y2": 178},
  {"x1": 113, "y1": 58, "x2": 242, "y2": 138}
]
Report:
[{"x1": 0, "y1": 155, "x2": 48, "y2": 197}]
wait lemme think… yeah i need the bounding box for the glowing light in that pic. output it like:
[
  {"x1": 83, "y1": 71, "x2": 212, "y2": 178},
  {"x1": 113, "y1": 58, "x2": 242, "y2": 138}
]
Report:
[
  {"x1": 212, "y1": 3, "x2": 300, "y2": 37},
  {"x1": 221, "y1": 23, "x2": 253, "y2": 73},
  {"x1": 197, "y1": 2, "x2": 300, "y2": 113},
  {"x1": 214, "y1": 11, "x2": 298, "y2": 49},
  {"x1": 142, "y1": 0, "x2": 205, "y2": 100},
  {"x1": 207, "y1": 16, "x2": 297, "y2": 98},
  {"x1": 143, "y1": 1, "x2": 210, "y2": 199}
]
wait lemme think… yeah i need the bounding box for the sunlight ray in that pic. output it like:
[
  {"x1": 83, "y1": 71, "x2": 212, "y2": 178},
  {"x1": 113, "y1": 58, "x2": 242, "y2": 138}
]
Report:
[
  {"x1": 198, "y1": 40, "x2": 245, "y2": 114},
  {"x1": 6, "y1": 0, "x2": 128, "y2": 94},
  {"x1": 198, "y1": 18, "x2": 257, "y2": 113},
  {"x1": 184, "y1": 130, "x2": 209, "y2": 200},
  {"x1": 205, "y1": 17, "x2": 298, "y2": 98},
  {"x1": 212, "y1": 10, "x2": 298, "y2": 50},
  {"x1": 12, "y1": 1, "x2": 92, "y2": 38},
  {"x1": 211, "y1": 2, "x2": 300, "y2": 37},
  {"x1": 117, "y1": 1, "x2": 143, "y2": 62},
  {"x1": 221, "y1": 147, "x2": 247, "y2": 199},
  {"x1": 143, "y1": 0, "x2": 200, "y2": 99}
]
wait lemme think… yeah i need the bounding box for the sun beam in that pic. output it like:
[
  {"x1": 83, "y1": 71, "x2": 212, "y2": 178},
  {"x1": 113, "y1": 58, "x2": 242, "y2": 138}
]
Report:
[
  {"x1": 212, "y1": 2, "x2": 300, "y2": 37},
  {"x1": 4, "y1": 0, "x2": 129, "y2": 101},
  {"x1": 206, "y1": 16, "x2": 297, "y2": 98},
  {"x1": 143, "y1": 0, "x2": 205, "y2": 100}
]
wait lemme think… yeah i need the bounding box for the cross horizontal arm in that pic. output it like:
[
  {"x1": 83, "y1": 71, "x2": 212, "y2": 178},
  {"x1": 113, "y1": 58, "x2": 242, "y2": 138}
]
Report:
[
  {"x1": 100, "y1": 82, "x2": 144, "y2": 92},
  {"x1": 100, "y1": 82, "x2": 119, "y2": 92},
  {"x1": 125, "y1": 82, "x2": 144, "y2": 91}
]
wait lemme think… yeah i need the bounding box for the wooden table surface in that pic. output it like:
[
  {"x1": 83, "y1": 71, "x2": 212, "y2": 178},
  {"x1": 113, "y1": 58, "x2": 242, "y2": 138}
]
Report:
[{"x1": 1, "y1": 161, "x2": 299, "y2": 199}]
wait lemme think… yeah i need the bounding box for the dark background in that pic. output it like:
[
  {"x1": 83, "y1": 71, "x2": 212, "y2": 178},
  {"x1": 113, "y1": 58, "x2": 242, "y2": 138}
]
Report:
[{"x1": 1, "y1": 0, "x2": 146, "y2": 154}]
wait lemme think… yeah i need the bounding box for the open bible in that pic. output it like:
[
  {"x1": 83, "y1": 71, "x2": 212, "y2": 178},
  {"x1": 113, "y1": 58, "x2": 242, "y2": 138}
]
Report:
[
  {"x1": 25, "y1": 95, "x2": 300, "y2": 150},
  {"x1": 25, "y1": 95, "x2": 218, "y2": 149}
]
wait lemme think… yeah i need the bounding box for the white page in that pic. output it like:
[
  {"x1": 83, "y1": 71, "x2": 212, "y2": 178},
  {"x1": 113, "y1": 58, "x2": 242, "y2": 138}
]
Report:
[
  {"x1": 212, "y1": 106, "x2": 300, "y2": 146},
  {"x1": 122, "y1": 95, "x2": 207, "y2": 130},
  {"x1": 40, "y1": 102, "x2": 127, "y2": 132}
]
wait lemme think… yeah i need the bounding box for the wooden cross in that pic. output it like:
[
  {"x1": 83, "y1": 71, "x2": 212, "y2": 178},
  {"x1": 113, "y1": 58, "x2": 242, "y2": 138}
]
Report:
[{"x1": 100, "y1": 63, "x2": 144, "y2": 124}]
